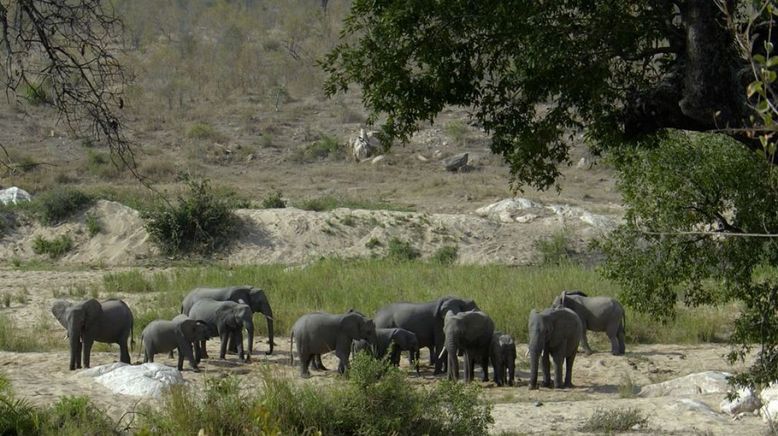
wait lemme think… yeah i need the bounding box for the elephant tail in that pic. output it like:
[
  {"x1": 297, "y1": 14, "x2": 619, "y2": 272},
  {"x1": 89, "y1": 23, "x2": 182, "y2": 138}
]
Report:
[
  {"x1": 130, "y1": 319, "x2": 135, "y2": 352},
  {"x1": 289, "y1": 331, "x2": 294, "y2": 366}
]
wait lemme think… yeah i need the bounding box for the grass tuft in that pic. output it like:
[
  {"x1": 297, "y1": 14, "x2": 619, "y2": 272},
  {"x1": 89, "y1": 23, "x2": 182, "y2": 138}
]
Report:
[
  {"x1": 32, "y1": 235, "x2": 74, "y2": 258},
  {"x1": 579, "y1": 408, "x2": 648, "y2": 433},
  {"x1": 431, "y1": 245, "x2": 459, "y2": 264},
  {"x1": 387, "y1": 237, "x2": 421, "y2": 261}
]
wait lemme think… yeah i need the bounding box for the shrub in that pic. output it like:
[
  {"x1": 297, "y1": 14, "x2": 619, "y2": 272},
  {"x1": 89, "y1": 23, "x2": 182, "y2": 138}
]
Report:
[
  {"x1": 303, "y1": 135, "x2": 344, "y2": 161},
  {"x1": 365, "y1": 237, "x2": 382, "y2": 249},
  {"x1": 444, "y1": 121, "x2": 469, "y2": 146},
  {"x1": 85, "y1": 213, "x2": 102, "y2": 237},
  {"x1": 0, "y1": 314, "x2": 59, "y2": 352},
  {"x1": 387, "y1": 237, "x2": 421, "y2": 261},
  {"x1": 15, "y1": 155, "x2": 38, "y2": 172},
  {"x1": 579, "y1": 408, "x2": 647, "y2": 433},
  {"x1": 187, "y1": 122, "x2": 222, "y2": 141},
  {"x1": 261, "y1": 191, "x2": 286, "y2": 209},
  {"x1": 21, "y1": 80, "x2": 52, "y2": 105},
  {"x1": 32, "y1": 234, "x2": 74, "y2": 258},
  {"x1": 103, "y1": 271, "x2": 154, "y2": 294},
  {"x1": 432, "y1": 245, "x2": 458, "y2": 264},
  {"x1": 143, "y1": 178, "x2": 237, "y2": 256},
  {"x1": 42, "y1": 396, "x2": 118, "y2": 435},
  {"x1": 30, "y1": 187, "x2": 93, "y2": 225},
  {"x1": 533, "y1": 228, "x2": 574, "y2": 265}
]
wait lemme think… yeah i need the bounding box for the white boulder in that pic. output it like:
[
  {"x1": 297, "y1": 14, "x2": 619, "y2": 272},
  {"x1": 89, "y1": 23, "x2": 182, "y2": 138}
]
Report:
[
  {"x1": 80, "y1": 362, "x2": 184, "y2": 397},
  {"x1": 639, "y1": 371, "x2": 732, "y2": 398},
  {"x1": 760, "y1": 383, "x2": 778, "y2": 422},
  {"x1": 720, "y1": 387, "x2": 761, "y2": 415},
  {"x1": 0, "y1": 187, "x2": 31, "y2": 205}
]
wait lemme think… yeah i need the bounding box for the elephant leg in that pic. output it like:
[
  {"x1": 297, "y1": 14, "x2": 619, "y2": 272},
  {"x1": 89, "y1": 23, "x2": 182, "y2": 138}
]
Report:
[
  {"x1": 300, "y1": 353, "x2": 313, "y2": 378},
  {"x1": 580, "y1": 325, "x2": 593, "y2": 354},
  {"x1": 617, "y1": 323, "x2": 626, "y2": 355},
  {"x1": 234, "y1": 330, "x2": 246, "y2": 362},
  {"x1": 144, "y1": 349, "x2": 151, "y2": 363},
  {"x1": 194, "y1": 342, "x2": 202, "y2": 364},
  {"x1": 480, "y1": 349, "x2": 489, "y2": 382},
  {"x1": 119, "y1": 340, "x2": 130, "y2": 364},
  {"x1": 463, "y1": 351, "x2": 472, "y2": 382},
  {"x1": 552, "y1": 352, "x2": 564, "y2": 388},
  {"x1": 508, "y1": 362, "x2": 515, "y2": 386},
  {"x1": 219, "y1": 332, "x2": 229, "y2": 359},
  {"x1": 168, "y1": 350, "x2": 175, "y2": 359},
  {"x1": 227, "y1": 332, "x2": 239, "y2": 354},
  {"x1": 541, "y1": 351, "x2": 552, "y2": 388},
  {"x1": 83, "y1": 339, "x2": 94, "y2": 368},
  {"x1": 336, "y1": 350, "x2": 350, "y2": 375},
  {"x1": 448, "y1": 348, "x2": 459, "y2": 381},
  {"x1": 563, "y1": 354, "x2": 576, "y2": 388},
  {"x1": 200, "y1": 340, "x2": 209, "y2": 359}
]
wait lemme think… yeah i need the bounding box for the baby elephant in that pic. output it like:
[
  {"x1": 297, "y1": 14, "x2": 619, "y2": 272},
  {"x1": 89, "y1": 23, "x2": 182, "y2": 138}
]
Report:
[
  {"x1": 189, "y1": 300, "x2": 254, "y2": 362},
  {"x1": 141, "y1": 316, "x2": 210, "y2": 371},
  {"x1": 352, "y1": 327, "x2": 420, "y2": 373},
  {"x1": 291, "y1": 311, "x2": 376, "y2": 378},
  {"x1": 490, "y1": 332, "x2": 516, "y2": 386},
  {"x1": 527, "y1": 307, "x2": 582, "y2": 390}
]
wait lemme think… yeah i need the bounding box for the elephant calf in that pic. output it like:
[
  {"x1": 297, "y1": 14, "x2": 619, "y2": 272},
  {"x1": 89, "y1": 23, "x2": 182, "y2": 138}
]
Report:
[
  {"x1": 141, "y1": 316, "x2": 210, "y2": 371},
  {"x1": 442, "y1": 310, "x2": 495, "y2": 383},
  {"x1": 189, "y1": 300, "x2": 254, "y2": 362},
  {"x1": 291, "y1": 311, "x2": 376, "y2": 378},
  {"x1": 352, "y1": 327, "x2": 420, "y2": 373},
  {"x1": 527, "y1": 307, "x2": 582, "y2": 390},
  {"x1": 490, "y1": 332, "x2": 516, "y2": 386},
  {"x1": 552, "y1": 290, "x2": 626, "y2": 355}
]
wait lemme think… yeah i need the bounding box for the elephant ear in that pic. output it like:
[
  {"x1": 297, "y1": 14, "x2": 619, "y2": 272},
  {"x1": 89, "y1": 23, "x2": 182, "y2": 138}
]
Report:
[
  {"x1": 51, "y1": 300, "x2": 72, "y2": 330},
  {"x1": 340, "y1": 313, "x2": 361, "y2": 336},
  {"x1": 434, "y1": 297, "x2": 451, "y2": 319},
  {"x1": 179, "y1": 319, "x2": 198, "y2": 341},
  {"x1": 82, "y1": 299, "x2": 103, "y2": 330}
]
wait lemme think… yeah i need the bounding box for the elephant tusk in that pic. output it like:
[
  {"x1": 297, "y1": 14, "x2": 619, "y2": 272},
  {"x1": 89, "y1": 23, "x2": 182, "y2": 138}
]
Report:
[
  {"x1": 438, "y1": 348, "x2": 446, "y2": 361},
  {"x1": 261, "y1": 314, "x2": 273, "y2": 321}
]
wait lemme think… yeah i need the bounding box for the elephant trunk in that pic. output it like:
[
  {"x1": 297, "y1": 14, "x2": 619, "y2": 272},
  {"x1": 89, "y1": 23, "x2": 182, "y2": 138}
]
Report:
[
  {"x1": 263, "y1": 305, "x2": 274, "y2": 355},
  {"x1": 446, "y1": 337, "x2": 458, "y2": 381},
  {"x1": 69, "y1": 329, "x2": 80, "y2": 371}
]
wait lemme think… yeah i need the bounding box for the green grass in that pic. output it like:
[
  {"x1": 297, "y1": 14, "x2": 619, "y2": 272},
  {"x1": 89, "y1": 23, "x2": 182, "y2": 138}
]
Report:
[
  {"x1": 0, "y1": 314, "x2": 61, "y2": 352},
  {"x1": 24, "y1": 187, "x2": 93, "y2": 225},
  {"x1": 103, "y1": 270, "x2": 156, "y2": 294},
  {"x1": 32, "y1": 235, "x2": 74, "y2": 258},
  {"x1": 431, "y1": 245, "x2": 459, "y2": 264},
  {"x1": 260, "y1": 191, "x2": 286, "y2": 209},
  {"x1": 187, "y1": 122, "x2": 223, "y2": 141},
  {"x1": 294, "y1": 195, "x2": 413, "y2": 212},
  {"x1": 85, "y1": 213, "x2": 102, "y2": 237},
  {"x1": 387, "y1": 237, "x2": 421, "y2": 261},
  {"x1": 102, "y1": 260, "x2": 736, "y2": 344},
  {"x1": 579, "y1": 408, "x2": 648, "y2": 433},
  {"x1": 139, "y1": 355, "x2": 492, "y2": 435}
]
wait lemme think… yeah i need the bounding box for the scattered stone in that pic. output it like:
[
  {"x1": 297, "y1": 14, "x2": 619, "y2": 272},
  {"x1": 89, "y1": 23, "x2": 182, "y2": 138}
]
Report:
[
  {"x1": 80, "y1": 362, "x2": 184, "y2": 397},
  {"x1": 0, "y1": 187, "x2": 32, "y2": 205},
  {"x1": 245, "y1": 153, "x2": 254, "y2": 162},
  {"x1": 534, "y1": 401, "x2": 543, "y2": 407},
  {"x1": 576, "y1": 157, "x2": 589, "y2": 169},
  {"x1": 416, "y1": 154, "x2": 429, "y2": 162},
  {"x1": 371, "y1": 155, "x2": 386, "y2": 165},
  {"x1": 443, "y1": 152, "x2": 468, "y2": 172},
  {"x1": 639, "y1": 371, "x2": 732, "y2": 397},
  {"x1": 720, "y1": 387, "x2": 761, "y2": 416}
]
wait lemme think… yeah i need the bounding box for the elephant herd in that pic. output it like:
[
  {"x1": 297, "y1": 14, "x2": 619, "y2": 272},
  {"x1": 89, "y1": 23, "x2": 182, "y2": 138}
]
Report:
[{"x1": 49, "y1": 286, "x2": 626, "y2": 391}]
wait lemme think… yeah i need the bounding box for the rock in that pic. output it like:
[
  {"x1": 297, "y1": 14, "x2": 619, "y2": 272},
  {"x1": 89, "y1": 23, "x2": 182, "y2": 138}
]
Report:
[
  {"x1": 416, "y1": 154, "x2": 428, "y2": 162},
  {"x1": 443, "y1": 152, "x2": 468, "y2": 172},
  {"x1": 576, "y1": 157, "x2": 588, "y2": 169},
  {"x1": 80, "y1": 362, "x2": 184, "y2": 397},
  {"x1": 0, "y1": 187, "x2": 32, "y2": 205},
  {"x1": 720, "y1": 387, "x2": 761, "y2": 416},
  {"x1": 515, "y1": 214, "x2": 537, "y2": 224},
  {"x1": 671, "y1": 398, "x2": 720, "y2": 418},
  {"x1": 638, "y1": 371, "x2": 732, "y2": 397},
  {"x1": 351, "y1": 128, "x2": 381, "y2": 162},
  {"x1": 760, "y1": 383, "x2": 778, "y2": 422},
  {"x1": 371, "y1": 155, "x2": 385, "y2": 165}
]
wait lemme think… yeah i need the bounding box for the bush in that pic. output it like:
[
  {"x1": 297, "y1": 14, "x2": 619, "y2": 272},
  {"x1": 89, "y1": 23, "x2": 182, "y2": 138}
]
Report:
[
  {"x1": 30, "y1": 188, "x2": 93, "y2": 225},
  {"x1": 22, "y1": 80, "x2": 52, "y2": 105},
  {"x1": 300, "y1": 135, "x2": 344, "y2": 161},
  {"x1": 187, "y1": 122, "x2": 223, "y2": 141},
  {"x1": 85, "y1": 213, "x2": 102, "y2": 237},
  {"x1": 143, "y1": 178, "x2": 237, "y2": 256},
  {"x1": 32, "y1": 234, "x2": 74, "y2": 258},
  {"x1": 387, "y1": 237, "x2": 421, "y2": 261},
  {"x1": 103, "y1": 271, "x2": 154, "y2": 294},
  {"x1": 365, "y1": 237, "x2": 382, "y2": 249},
  {"x1": 579, "y1": 408, "x2": 647, "y2": 433},
  {"x1": 140, "y1": 355, "x2": 492, "y2": 436},
  {"x1": 261, "y1": 191, "x2": 286, "y2": 209},
  {"x1": 432, "y1": 245, "x2": 458, "y2": 264},
  {"x1": 533, "y1": 228, "x2": 574, "y2": 265}
]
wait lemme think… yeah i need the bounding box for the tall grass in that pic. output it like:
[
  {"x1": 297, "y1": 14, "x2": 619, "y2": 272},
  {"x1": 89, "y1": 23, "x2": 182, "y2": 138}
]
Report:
[
  {"x1": 0, "y1": 314, "x2": 62, "y2": 352},
  {"x1": 116, "y1": 259, "x2": 735, "y2": 344}
]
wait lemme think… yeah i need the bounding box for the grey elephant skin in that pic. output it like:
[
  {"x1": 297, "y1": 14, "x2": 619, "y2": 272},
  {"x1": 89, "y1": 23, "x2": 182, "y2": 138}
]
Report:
[
  {"x1": 141, "y1": 316, "x2": 210, "y2": 370},
  {"x1": 188, "y1": 300, "x2": 254, "y2": 361},
  {"x1": 442, "y1": 310, "x2": 495, "y2": 382},
  {"x1": 291, "y1": 311, "x2": 376, "y2": 377},
  {"x1": 552, "y1": 290, "x2": 626, "y2": 355},
  {"x1": 352, "y1": 327, "x2": 420, "y2": 372},
  {"x1": 527, "y1": 307, "x2": 582, "y2": 390},
  {"x1": 181, "y1": 286, "x2": 274, "y2": 355},
  {"x1": 489, "y1": 332, "x2": 516, "y2": 386},
  {"x1": 374, "y1": 296, "x2": 479, "y2": 374},
  {"x1": 51, "y1": 298, "x2": 134, "y2": 371}
]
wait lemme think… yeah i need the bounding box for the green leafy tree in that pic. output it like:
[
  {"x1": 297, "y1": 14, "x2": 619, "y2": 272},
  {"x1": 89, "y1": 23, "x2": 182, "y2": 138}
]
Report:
[{"x1": 323, "y1": 1, "x2": 757, "y2": 190}]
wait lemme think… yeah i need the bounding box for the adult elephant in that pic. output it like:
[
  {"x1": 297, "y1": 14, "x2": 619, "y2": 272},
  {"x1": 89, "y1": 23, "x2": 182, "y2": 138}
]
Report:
[
  {"x1": 374, "y1": 296, "x2": 479, "y2": 374},
  {"x1": 189, "y1": 300, "x2": 254, "y2": 362},
  {"x1": 181, "y1": 286, "x2": 274, "y2": 355},
  {"x1": 140, "y1": 316, "x2": 210, "y2": 371},
  {"x1": 51, "y1": 298, "x2": 134, "y2": 370},
  {"x1": 552, "y1": 290, "x2": 625, "y2": 355},
  {"x1": 442, "y1": 310, "x2": 494, "y2": 383},
  {"x1": 290, "y1": 311, "x2": 376, "y2": 378},
  {"x1": 527, "y1": 307, "x2": 582, "y2": 390}
]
